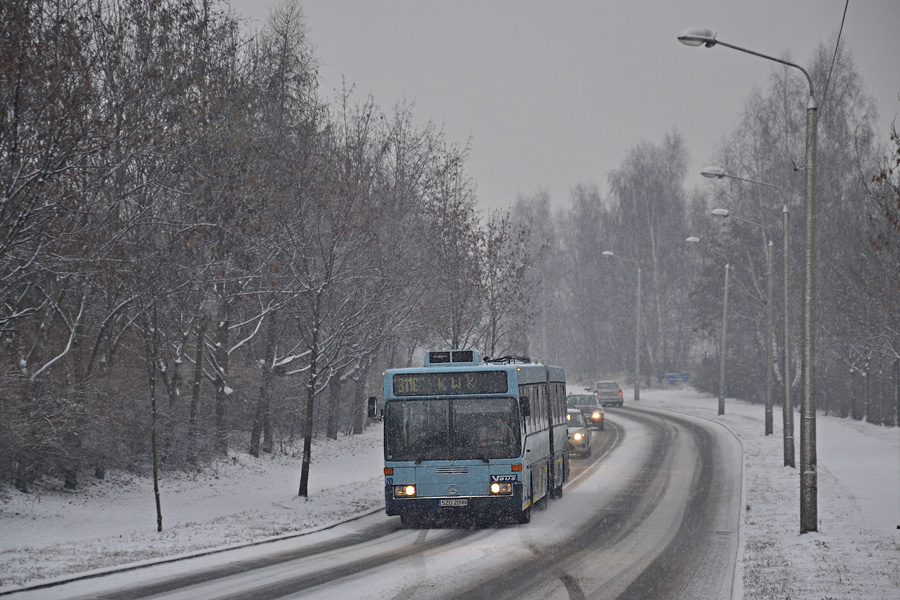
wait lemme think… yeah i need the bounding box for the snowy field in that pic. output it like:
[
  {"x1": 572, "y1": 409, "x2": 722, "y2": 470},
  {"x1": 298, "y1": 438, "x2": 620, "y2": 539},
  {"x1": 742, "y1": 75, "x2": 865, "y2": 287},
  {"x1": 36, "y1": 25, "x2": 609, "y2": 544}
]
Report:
[{"x1": 1, "y1": 387, "x2": 898, "y2": 598}]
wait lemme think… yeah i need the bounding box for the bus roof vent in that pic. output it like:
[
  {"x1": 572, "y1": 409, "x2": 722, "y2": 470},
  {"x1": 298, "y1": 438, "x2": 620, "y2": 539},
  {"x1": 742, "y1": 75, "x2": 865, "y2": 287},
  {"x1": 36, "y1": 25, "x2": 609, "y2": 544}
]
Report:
[
  {"x1": 425, "y1": 350, "x2": 481, "y2": 366},
  {"x1": 484, "y1": 356, "x2": 532, "y2": 365}
]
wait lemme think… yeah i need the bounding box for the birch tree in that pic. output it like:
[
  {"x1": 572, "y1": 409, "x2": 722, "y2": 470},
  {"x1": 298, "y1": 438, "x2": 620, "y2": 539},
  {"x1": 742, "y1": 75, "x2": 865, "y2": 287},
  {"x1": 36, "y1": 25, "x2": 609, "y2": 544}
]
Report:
[{"x1": 608, "y1": 133, "x2": 691, "y2": 382}]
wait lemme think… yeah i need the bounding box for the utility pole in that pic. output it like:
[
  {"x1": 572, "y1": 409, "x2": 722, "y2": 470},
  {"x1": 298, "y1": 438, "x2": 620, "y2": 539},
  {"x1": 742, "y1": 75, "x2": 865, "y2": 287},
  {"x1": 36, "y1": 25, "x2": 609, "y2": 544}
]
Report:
[
  {"x1": 766, "y1": 240, "x2": 774, "y2": 435},
  {"x1": 719, "y1": 263, "x2": 730, "y2": 416},
  {"x1": 635, "y1": 267, "x2": 642, "y2": 402},
  {"x1": 783, "y1": 205, "x2": 795, "y2": 467}
]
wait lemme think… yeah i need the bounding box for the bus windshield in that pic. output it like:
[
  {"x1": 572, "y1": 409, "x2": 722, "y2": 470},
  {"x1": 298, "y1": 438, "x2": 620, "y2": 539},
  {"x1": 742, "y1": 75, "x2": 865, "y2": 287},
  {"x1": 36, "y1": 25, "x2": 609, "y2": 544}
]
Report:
[{"x1": 384, "y1": 396, "x2": 521, "y2": 462}]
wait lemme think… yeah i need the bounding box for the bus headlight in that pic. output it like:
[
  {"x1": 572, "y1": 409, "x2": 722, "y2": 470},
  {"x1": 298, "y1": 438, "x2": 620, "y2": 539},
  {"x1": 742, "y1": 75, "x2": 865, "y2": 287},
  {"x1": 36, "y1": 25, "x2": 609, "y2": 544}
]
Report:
[
  {"x1": 490, "y1": 482, "x2": 513, "y2": 495},
  {"x1": 394, "y1": 485, "x2": 416, "y2": 497}
]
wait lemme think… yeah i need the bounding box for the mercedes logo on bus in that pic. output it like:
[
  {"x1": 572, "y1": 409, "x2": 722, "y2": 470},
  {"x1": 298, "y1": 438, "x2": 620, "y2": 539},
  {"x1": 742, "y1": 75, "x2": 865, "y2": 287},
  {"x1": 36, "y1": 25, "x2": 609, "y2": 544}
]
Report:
[{"x1": 447, "y1": 484, "x2": 459, "y2": 495}]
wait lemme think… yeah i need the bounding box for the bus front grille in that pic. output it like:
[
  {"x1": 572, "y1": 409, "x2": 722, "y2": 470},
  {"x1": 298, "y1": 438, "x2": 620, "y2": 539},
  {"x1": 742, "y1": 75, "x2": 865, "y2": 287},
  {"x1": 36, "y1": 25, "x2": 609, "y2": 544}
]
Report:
[{"x1": 435, "y1": 466, "x2": 469, "y2": 474}]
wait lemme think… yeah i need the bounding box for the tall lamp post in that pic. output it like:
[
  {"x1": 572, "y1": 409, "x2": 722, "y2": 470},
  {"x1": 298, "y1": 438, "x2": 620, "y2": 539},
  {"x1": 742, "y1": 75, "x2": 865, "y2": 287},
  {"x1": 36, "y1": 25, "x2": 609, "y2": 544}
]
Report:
[
  {"x1": 678, "y1": 28, "x2": 818, "y2": 533},
  {"x1": 703, "y1": 167, "x2": 795, "y2": 466},
  {"x1": 686, "y1": 237, "x2": 728, "y2": 416},
  {"x1": 602, "y1": 251, "x2": 641, "y2": 402},
  {"x1": 710, "y1": 206, "x2": 775, "y2": 436}
]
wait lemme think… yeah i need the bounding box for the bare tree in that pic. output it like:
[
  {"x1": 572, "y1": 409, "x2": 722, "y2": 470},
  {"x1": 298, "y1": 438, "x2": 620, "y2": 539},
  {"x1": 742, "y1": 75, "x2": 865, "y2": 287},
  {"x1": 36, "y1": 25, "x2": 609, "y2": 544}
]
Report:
[
  {"x1": 865, "y1": 123, "x2": 900, "y2": 425},
  {"x1": 608, "y1": 133, "x2": 691, "y2": 383},
  {"x1": 423, "y1": 146, "x2": 485, "y2": 350},
  {"x1": 480, "y1": 209, "x2": 534, "y2": 358}
]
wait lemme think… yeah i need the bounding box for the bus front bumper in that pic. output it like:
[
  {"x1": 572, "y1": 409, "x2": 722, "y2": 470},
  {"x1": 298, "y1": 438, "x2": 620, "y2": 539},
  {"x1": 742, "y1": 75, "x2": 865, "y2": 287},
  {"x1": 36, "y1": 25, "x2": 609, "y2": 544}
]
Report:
[{"x1": 385, "y1": 483, "x2": 525, "y2": 518}]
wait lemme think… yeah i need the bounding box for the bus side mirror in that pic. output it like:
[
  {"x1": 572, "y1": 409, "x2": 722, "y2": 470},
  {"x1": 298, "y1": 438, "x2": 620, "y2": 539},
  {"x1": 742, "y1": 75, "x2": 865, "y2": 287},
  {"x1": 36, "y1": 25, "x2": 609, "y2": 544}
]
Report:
[
  {"x1": 367, "y1": 396, "x2": 382, "y2": 421},
  {"x1": 520, "y1": 396, "x2": 531, "y2": 417}
]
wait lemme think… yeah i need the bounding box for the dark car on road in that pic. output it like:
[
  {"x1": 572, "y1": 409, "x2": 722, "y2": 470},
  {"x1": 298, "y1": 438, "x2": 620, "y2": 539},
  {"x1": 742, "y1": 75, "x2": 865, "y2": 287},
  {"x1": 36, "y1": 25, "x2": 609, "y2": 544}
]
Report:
[
  {"x1": 593, "y1": 381, "x2": 624, "y2": 407},
  {"x1": 566, "y1": 394, "x2": 605, "y2": 430}
]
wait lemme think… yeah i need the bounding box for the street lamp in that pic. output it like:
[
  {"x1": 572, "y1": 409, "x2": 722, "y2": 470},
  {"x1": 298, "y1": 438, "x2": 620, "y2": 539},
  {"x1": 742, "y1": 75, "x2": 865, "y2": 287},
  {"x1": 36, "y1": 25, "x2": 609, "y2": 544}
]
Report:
[
  {"x1": 704, "y1": 167, "x2": 795, "y2": 466},
  {"x1": 686, "y1": 237, "x2": 729, "y2": 416},
  {"x1": 710, "y1": 208, "x2": 775, "y2": 437},
  {"x1": 602, "y1": 251, "x2": 641, "y2": 402},
  {"x1": 679, "y1": 27, "x2": 818, "y2": 533}
]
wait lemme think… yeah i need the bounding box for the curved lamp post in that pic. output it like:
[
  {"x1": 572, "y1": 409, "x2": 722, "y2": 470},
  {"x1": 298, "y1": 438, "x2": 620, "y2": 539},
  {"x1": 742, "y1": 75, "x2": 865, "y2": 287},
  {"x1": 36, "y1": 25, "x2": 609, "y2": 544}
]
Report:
[
  {"x1": 686, "y1": 237, "x2": 729, "y2": 416},
  {"x1": 680, "y1": 28, "x2": 818, "y2": 533},
  {"x1": 602, "y1": 251, "x2": 641, "y2": 402},
  {"x1": 703, "y1": 167, "x2": 795, "y2": 466}
]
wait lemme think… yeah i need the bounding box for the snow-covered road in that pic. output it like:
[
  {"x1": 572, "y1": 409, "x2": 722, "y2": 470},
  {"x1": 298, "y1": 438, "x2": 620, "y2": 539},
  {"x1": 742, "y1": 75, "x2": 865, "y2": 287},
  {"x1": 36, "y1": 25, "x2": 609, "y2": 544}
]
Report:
[
  {"x1": 6, "y1": 406, "x2": 742, "y2": 600},
  {"x1": 2, "y1": 387, "x2": 897, "y2": 599}
]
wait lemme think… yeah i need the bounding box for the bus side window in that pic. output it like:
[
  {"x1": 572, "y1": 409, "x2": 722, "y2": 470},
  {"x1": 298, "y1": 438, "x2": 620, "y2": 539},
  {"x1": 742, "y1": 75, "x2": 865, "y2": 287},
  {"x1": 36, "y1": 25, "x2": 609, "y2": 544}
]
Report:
[
  {"x1": 524, "y1": 384, "x2": 537, "y2": 433},
  {"x1": 541, "y1": 385, "x2": 550, "y2": 429},
  {"x1": 528, "y1": 385, "x2": 536, "y2": 433},
  {"x1": 552, "y1": 383, "x2": 562, "y2": 424},
  {"x1": 520, "y1": 385, "x2": 528, "y2": 431},
  {"x1": 550, "y1": 384, "x2": 558, "y2": 424},
  {"x1": 537, "y1": 385, "x2": 546, "y2": 431},
  {"x1": 548, "y1": 385, "x2": 556, "y2": 426}
]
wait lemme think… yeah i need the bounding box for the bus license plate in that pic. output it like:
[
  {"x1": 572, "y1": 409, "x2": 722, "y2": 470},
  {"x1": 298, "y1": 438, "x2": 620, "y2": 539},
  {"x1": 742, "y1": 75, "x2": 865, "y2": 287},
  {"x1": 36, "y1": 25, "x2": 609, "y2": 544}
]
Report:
[{"x1": 440, "y1": 498, "x2": 468, "y2": 507}]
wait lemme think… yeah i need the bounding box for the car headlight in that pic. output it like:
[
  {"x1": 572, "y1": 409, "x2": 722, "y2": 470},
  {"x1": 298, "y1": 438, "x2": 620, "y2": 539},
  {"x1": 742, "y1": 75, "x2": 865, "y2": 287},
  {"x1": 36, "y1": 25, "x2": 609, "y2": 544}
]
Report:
[
  {"x1": 394, "y1": 485, "x2": 416, "y2": 497},
  {"x1": 592, "y1": 411, "x2": 602, "y2": 420},
  {"x1": 490, "y1": 482, "x2": 513, "y2": 495},
  {"x1": 573, "y1": 432, "x2": 584, "y2": 441}
]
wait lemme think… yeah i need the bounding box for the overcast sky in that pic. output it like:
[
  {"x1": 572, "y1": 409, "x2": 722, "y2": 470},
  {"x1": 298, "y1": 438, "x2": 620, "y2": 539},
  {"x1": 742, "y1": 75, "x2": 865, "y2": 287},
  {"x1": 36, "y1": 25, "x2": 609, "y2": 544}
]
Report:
[{"x1": 226, "y1": 0, "x2": 900, "y2": 213}]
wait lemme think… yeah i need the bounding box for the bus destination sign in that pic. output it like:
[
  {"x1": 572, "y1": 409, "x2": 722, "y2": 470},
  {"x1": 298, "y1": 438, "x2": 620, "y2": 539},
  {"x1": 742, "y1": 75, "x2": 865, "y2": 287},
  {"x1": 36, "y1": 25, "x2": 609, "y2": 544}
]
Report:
[{"x1": 393, "y1": 371, "x2": 508, "y2": 396}]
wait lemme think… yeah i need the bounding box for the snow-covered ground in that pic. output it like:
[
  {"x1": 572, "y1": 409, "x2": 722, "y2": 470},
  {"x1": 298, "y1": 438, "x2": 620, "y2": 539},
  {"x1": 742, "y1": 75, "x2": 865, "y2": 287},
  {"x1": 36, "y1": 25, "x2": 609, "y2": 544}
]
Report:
[{"x1": 1, "y1": 387, "x2": 898, "y2": 598}]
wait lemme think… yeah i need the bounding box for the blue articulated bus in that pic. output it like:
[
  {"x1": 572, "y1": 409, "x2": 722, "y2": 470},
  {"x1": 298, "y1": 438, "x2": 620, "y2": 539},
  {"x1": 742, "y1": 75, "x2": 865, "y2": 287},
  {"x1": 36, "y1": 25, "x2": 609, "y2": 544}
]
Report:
[{"x1": 369, "y1": 349, "x2": 568, "y2": 525}]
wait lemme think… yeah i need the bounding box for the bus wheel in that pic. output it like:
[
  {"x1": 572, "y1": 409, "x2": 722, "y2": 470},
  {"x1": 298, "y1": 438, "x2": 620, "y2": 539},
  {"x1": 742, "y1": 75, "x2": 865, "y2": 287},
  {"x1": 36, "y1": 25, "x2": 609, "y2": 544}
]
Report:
[{"x1": 516, "y1": 507, "x2": 532, "y2": 524}]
